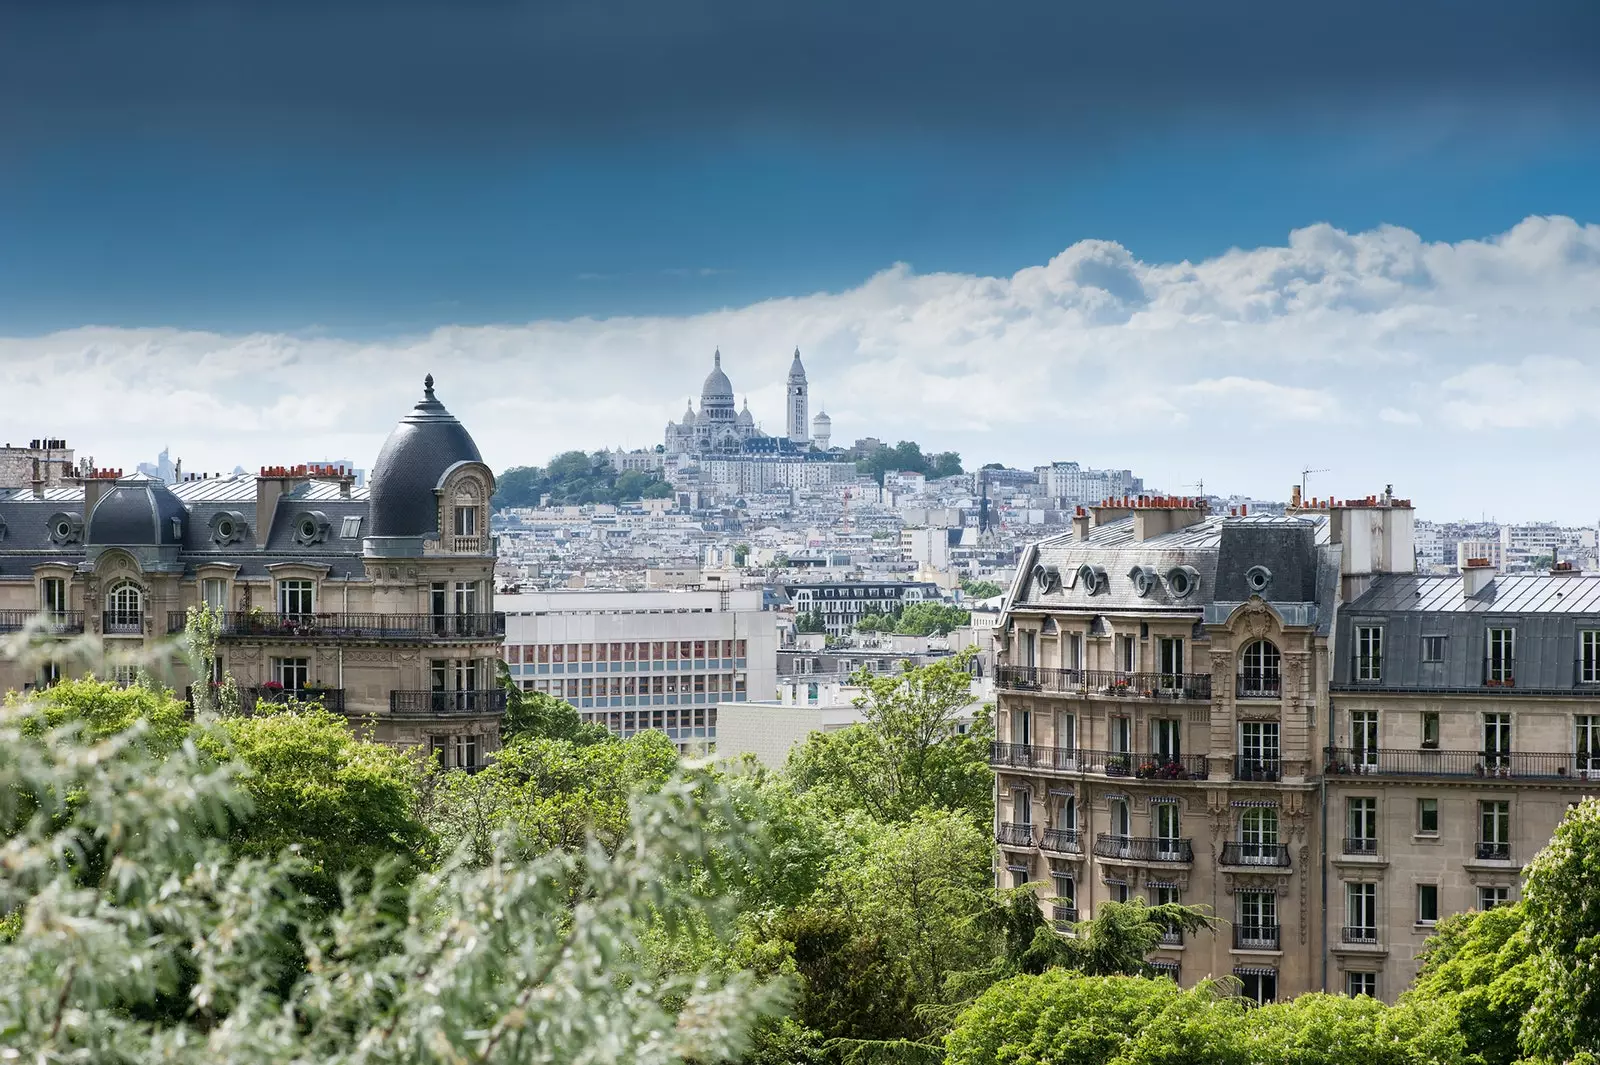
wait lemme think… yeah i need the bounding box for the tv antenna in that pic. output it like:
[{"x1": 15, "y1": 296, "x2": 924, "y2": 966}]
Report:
[{"x1": 1301, "y1": 467, "x2": 1329, "y2": 499}]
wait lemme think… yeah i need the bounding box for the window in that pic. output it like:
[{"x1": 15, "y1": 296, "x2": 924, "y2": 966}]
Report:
[
  {"x1": 1351, "y1": 710, "x2": 1379, "y2": 768},
  {"x1": 39, "y1": 661, "x2": 62, "y2": 688},
  {"x1": 1066, "y1": 632, "x2": 1084, "y2": 670},
  {"x1": 430, "y1": 660, "x2": 449, "y2": 692},
  {"x1": 455, "y1": 660, "x2": 480, "y2": 691},
  {"x1": 1152, "y1": 883, "x2": 1180, "y2": 907},
  {"x1": 201, "y1": 578, "x2": 228, "y2": 612},
  {"x1": 1346, "y1": 972, "x2": 1377, "y2": 998},
  {"x1": 1052, "y1": 869, "x2": 1076, "y2": 907},
  {"x1": 105, "y1": 581, "x2": 142, "y2": 632},
  {"x1": 1422, "y1": 635, "x2": 1447, "y2": 663},
  {"x1": 1238, "y1": 891, "x2": 1277, "y2": 945},
  {"x1": 277, "y1": 579, "x2": 315, "y2": 616},
  {"x1": 1118, "y1": 634, "x2": 1135, "y2": 674},
  {"x1": 41, "y1": 577, "x2": 67, "y2": 616},
  {"x1": 1483, "y1": 713, "x2": 1511, "y2": 769},
  {"x1": 1478, "y1": 800, "x2": 1510, "y2": 860},
  {"x1": 112, "y1": 664, "x2": 138, "y2": 687},
  {"x1": 1355, "y1": 625, "x2": 1383, "y2": 681},
  {"x1": 1011, "y1": 786, "x2": 1032, "y2": 827},
  {"x1": 1158, "y1": 636, "x2": 1184, "y2": 677},
  {"x1": 1579, "y1": 716, "x2": 1600, "y2": 776},
  {"x1": 1058, "y1": 712, "x2": 1076, "y2": 752},
  {"x1": 1239, "y1": 640, "x2": 1281, "y2": 695},
  {"x1": 1008, "y1": 866, "x2": 1031, "y2": 890},
  {"x1": 1417, "y1": 798, "x2": 1439, "y2": 835},
  {"x1": 454, "y1": 581, "x2": 479, "y2": 616},
  {"x1": 1235, "y1": 969, "x2": 1277, "y2": 1005},
  {"x1": 1417, "y1": 884, "x2": 1439, "y2": 925},
  {"x1": 454, "y1": 505, "x2": 478, "y2": 537},
  {"x1": 1346, "y1": 882, "x2": 1378, "y2": 941},
  {"x1": 1584, "y1": 632, "x2": 1600, "y2": 684},
  {"x1": 1487, "y1": 627, "x2": 1515, "y2": 683},
  {"x1": 1479, "y1": 886, "x2": 1510, "y2": 910},
  {"x1": 1239, "y1": 721, "x2": 1280, "y2": 778},
  {"x1": 1154, "y1": 803, "x2": 1181, "y2": 858},
  {"x1": 1055, "y1": 793, "x2": 1077, "y2": 832},
  {"x1": 273, "y1": 657, "x2": 309, "y2": 691},
  {"x1": 1239, "y1": 807, "x2": 1279, "y2": 864},
  {"x1": 455, "y1": 734, "x2": 479, "y2": 770},
  {"x1": 1110, "y1": 716, "x2": 1132, "y2": 755},
  {"x1": 340, "y1": 515, "x2": 362, "y2": 539},
  {"x1": 1111, "y1": 881, "x2": 1130, "y2": 903},
  {"x1": 1421, "y1": 711, "x2": 1440, "y2": 749},
  {"x1": 1109, "y1": 798, "x2": 1131, "y2": 840},
  {"x1": 1152, "y1": 718, "x2": 1181, "y2": 760},
  {"x1": 1346, "y1": 797, "x2": 1378, "y2": 854}
]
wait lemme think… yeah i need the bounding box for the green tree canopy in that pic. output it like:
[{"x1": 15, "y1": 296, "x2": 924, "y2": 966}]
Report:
[
  {"x1": 895, "y1": 602, "x2": 971, "y2": 636},
  {"x1": 960, "y1": 577, "x2": 1004, "y2": 600},
  {"x1": 1519, "y1": 796, "x2": 1600, "y2": 1061},
  {"x1": 1403, "y1": 904, "x2": 1535, "y2": 1065},
  {"x1": 855, "y1": 441, "x2": 963, "y2": 486},
  {"x1": 493, "y1": 451, "x2": 673, "y2": 508}
]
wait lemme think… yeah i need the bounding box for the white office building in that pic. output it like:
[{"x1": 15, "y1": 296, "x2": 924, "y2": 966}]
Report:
[{"x1": 500, "y1": 589, "x2": 777, "y2": 749}]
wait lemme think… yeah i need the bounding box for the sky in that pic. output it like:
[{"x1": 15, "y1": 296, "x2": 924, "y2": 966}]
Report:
[{"x1": 2, "y1": 1, "x2": 1599, "y2": 521}]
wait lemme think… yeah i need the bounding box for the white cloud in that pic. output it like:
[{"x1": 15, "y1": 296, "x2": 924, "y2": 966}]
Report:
[{"x1": 3, "y1": 215, "x2": 1600, "y2": 520}]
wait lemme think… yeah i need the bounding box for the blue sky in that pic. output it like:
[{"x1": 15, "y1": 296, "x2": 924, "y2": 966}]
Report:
[{"x1": 2, "y1": 2, "x2": 1599, "y2": 519}]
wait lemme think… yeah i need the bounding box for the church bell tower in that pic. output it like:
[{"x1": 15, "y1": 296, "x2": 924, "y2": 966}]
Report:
[{"x1": 786, "y1": 347, "x2": 809, "y2": 445}]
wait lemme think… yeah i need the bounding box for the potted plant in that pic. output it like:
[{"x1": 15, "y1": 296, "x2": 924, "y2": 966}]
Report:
[
  {"x1": 1108, "y1": 755, "x2": 1131, "y2": 777},
  {"x1": 1136, "y1": 760, "x2": 1158, "y2": 779}
]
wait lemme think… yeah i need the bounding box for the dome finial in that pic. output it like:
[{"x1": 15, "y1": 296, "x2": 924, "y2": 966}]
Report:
[
  {"x1": 713, "y1": 348, "x2": 721, "y2": 370},
  {"x1": 424, "y1": 373, "x2": 435, "y2": 399}
]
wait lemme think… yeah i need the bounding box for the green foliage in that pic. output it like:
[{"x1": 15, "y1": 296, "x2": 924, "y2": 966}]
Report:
[
  {"x1": 787, "y1": 653, "x2": 992, "y2": 824},
  {"x1": 0, "y1": 690, "x2": 786, "y2": 1063},
  {"x1": 429, "y1": 731, "x2": 680, "y2": 865},
  {"x1": 853, "y1": 611, "x2": 897, "y2": 633},
  {"x1": 856, "y1": 441, "x2": 962, "y2": 486},
  {"x1": 498, "y1": 661, "x2": 610, "y2": 745},
  {"x1": 795, "y1": 610, "x2": 826, "y2": 634},
  {"x1": 1520, "y1": 796, "x2": 1600, "y2": 1061},
  {"x1": 894, "y1": 602, "x2": 970, "y2": 636},
  {"x1": 1242, "y1": 993, "x2": 1465, "y2": 1065},
  {"x1": 1404, "y1": 904, "x2": 1535, "y2": 1065},
  {"x1": 1024, "y1": 899, "x2": 1214, "y2": 978},
  {"x1": 493, "y1": 451, "x2": 673, "y2": 508},
  {"x1": 207, "y1": 707, "x2": 430, "y2": 898},
  {"x1": 10, "y1": 675, "x2": 190, "y2": 754},
  {"x1": 959, "y1": 577, "x2": 1004, "y2": 600},
  {"x1": 945, "y1": 972, "x2": 1189, "y2": 1065}
]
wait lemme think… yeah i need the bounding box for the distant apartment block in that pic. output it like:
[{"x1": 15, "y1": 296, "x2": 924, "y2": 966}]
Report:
[
  {"x1": 1034, "y1": 461, "x2": 1145, "y2": 506},
  {"x1": 784, "y1": 579, "x2": 941, "y2": 636}
]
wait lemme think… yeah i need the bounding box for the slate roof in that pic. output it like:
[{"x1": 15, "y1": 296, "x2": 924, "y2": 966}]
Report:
[
  {"x1": 1346, "y1": 573, "x2": 1600, "y2": 614},
  {"x1": 368, "y1": 376, "x2": 484, "y2": 538}
]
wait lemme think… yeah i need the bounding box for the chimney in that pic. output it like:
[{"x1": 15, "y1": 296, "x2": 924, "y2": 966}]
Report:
[
  {"x1": 1130, "y1": 495, "x2": 1211, "y2": 542},
  {"x1": 1289, "y1": 484, "x2": 1303, "y2": 509},
  {"x1": 256, "y1": 464, "x2": 313, "y2": 545},
  {"x1": 1463, "y1": 557, "x2": 1496, "y2": 597},
  {"x1": 80, "y1": 467, "x2": 122, "y2": 516},
  {"x1": 1326, "y1": 486, "x2": 1417, "y2": 603},
  {"x1": 1072, "y1": 505, "x2": 1092, "y2": 542},
  {"x1": 1089, "y1": 495, "x2": 1134, "y2": 528},
  {"x1": 30, "y1": 457, "x2": 43, "y2": 498}
]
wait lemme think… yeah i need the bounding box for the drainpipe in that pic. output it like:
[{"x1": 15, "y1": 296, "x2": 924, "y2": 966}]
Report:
[
  {"x1": 339, "y1": 580, "x2": 348, "y2": 690},
  {"x1": 1320, "y1": 708, "x2": 1330, "y2": 992}
]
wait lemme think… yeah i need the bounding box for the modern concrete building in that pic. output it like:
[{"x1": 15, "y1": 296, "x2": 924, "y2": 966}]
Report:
[
  {"x1": 499, "y1": 588, "x2": 777, "y2": 750},
  {"x1": 0, "y1": 377, "x2": 506, "y2": 769}
]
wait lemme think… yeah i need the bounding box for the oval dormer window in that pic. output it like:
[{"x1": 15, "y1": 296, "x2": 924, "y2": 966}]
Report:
[
  {"x1": 217, "y1": 517, "x2": 235, "y2": 540},
  {"x1": 1246, "y1": 565, "x2": 1273, "y2": 595},
  {"x1": 1166, "y1": 566, "x2": 1199, "y2": 600}
]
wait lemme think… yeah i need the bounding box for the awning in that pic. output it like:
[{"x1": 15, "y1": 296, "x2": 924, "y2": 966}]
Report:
[
  {"x1": 1147, "y1": 880, "x2": 1178, "y2": 890},
  {"x1": 1233, "y1": 966, "x2": 1277, "y2": 977},
  {"x1": 1231, "y1": 799, "x2": 1279, "y2": 808},
  {"x1": 1148, "y1": 796, "x2": 1180, "y2": 805}
]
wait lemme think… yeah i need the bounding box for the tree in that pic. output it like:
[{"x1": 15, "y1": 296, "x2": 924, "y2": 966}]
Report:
[
  {"x1": 894, "y1": 603, "x2": 970, "y2": 636},
  {"x1": 787, "y1": 653, "x2": 992, "y2": 824},
  {"x1": 795, "y1": 610, "x2": 826, "y2": 634},
  {"x1": 734, "y1": 543, "x2": 751, "y2": 567},
  {"x1": 1015, "y1": 898, "x2": 1214, "y2": 979},
  {"x1": 944, "y1": 972, "x2": 1190, "y2": 1065},
  {"x1": 498, "y1": 661, "x2": 609, "y2": 745},
  {"x1": 11, "y1": 675, "x2": 190, "y2": 754},
  {"x1": 960, "y1": 578, "x2": 1004, "y2": 600},
  {"x1": 1403, "y1": 905, "x2": 1535, "y2": 1065},
  {"x1": 930, "y1": 452, "x2": 964, "y2": 479},
  {"x1": 853, "y1": 611, "x2": 897, "y2": 634},
  {"x1": 1518, "y1": 796, "x2": 1600, "y2": 1061},
  {"x1": 0, "y1": 689, "x2": 787, "y2": 1063}
]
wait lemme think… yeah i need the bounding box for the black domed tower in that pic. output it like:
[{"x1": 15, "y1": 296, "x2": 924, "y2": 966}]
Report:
[{"x1": 368, "y1": 374, "x2": 487, "y2": 544}]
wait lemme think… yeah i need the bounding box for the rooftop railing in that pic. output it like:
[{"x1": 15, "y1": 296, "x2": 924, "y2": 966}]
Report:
[
  {"x1": 996, "y1": 666, "x2": 1211, "y2": 701},
  {"x1": 167, "y1": 611, "x2": 506, "y2": 640}
]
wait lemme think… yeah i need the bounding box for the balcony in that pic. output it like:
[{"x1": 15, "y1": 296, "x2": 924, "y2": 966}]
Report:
[
  {"x1": 1232, "y1": 757, "x2": 1281, "y2": 782},
  {"x1": 989, "y1": 743, "x2": 1208, "y2": 781},
  {"x1": 1237, "y1": 674, "x2": 1282, "y2": 698},
  {"x1": 185, "y1": 685, "x2": 347, "y2": 714},
  {"x1": 167, "y1": 611, "x2": 506, "y2": 640},
  {"x1": 1475, "y1": 841, "x2": 1512, "y2": 862},
  {"x1": 389, "y1": 689, "x2": 509, "y2": 716},
  {"x1": 1233, "y1": 924, "x2": 1281, "y2": 951},
  {"x1": 1220, "y1": 842, "x2": 1291, "y2": 868},
  {"x1": 1051, "y1": 904, "x2": 1079, "y2": 929},
  {"x1": 1341, "y1": 925, "x2": 1379, "y2": 946},
  {"x1": 0, "y1": 610, "x2": 85, "y2": 635},
  {"x1": 996, "y1": 821, "x2": 1036, "y2": 847},
  {"x1": 1324, "y1": 746, "x2": 1585, "y2": 781},
  {"x1": 103, "y1": 611, "x2": 145, "y2": 636},
  {"x1": 1093, "y1": 834, "x2": 1194, "y2": 863},
  {"x1": 996, "y1": 666, "x2": 1211, "y2": 702},
  {"x1": 1159, "y1": 927, "x2": 1184, "y2": 947},
  {"x1": 1342, "y1": 837, "x2": 1379, "y2": 856},
  {"x1": 1041, "y1": 828, "x2": 1081, "y2": 853}
]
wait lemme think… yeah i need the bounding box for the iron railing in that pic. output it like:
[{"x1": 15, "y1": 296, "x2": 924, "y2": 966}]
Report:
[
  {"x1": 989, "y1": 743, "x2": 1208, "y2": 780},
  {"x1": 1220, "y1": 842, "x2": 1291, "y2": 868},
  {"x1": 1041, "y1": 828, "x2": 1081, "y2": 853},
  {"x1": 1051, "y1": 904, "x2": 1079, "y2": 929},
  {"x1": 996, "y1": 821, "x2": 1036, "y2": 847},
  {"x1": 0, "y1": 610, "x2": 85, "y2": 634},
  {"x1": 995, "y1": 666, "x2": 1211, "y2": 701},
  {"x1": 1325, "y1": 746, "x2": 1583, "y2": 780},
  {"x1": 1476, "y1": 841, "x2": 1512, "y2": 861},
  {"x1": 1342, "y1": 837, "x2": 1379, "y2": 856},
  {"x1": 102, "y1": 611, "x2": 144, "y2": 635},
  {"x1": 167, "y1": 610, "x2": 506, "y2": 639},
  {"x1": 185, "y1": 685, "x2": 347, "y2": 714},
  {"x1": 1092, "y1": 834, "x2": 1194, "y2": 863},
  {"x1": 1233, "y1": 924, "x2": 1281, "y2": 950},
  {"x1": 1232, "y1": 757, "x2": 1281, "y2": 782},
  {"x1": 1237, "y1": 674, "x2": 1282, "y2": 698},
  {"x1": 389, "y1": 689, "x2": 509, "y2": 715},
  {"x1": 1341, "y1": 925, "x2": 1379, "y2": 945},
  {"x1": 1159, "y1": 927, "x2": 1184, "y2": 947}
]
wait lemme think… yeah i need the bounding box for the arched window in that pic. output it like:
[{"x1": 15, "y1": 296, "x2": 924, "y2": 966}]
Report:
[
  {"x1": 106, "y1": 581, "x2": 143, "y2": 634},
  {"x1": 1239, "y1": 639, "x2": 1281, "y2": 697}
]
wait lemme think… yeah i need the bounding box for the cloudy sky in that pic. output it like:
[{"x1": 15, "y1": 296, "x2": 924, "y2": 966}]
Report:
[{"x1": 3, "y1": 2, "x2": 1598, "y2": 520}]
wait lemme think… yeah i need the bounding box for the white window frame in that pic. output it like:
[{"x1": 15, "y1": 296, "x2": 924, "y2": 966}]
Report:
[
  {"x1": 201, "y1": 577, "x2": 229, "y2": 612},
  {"x1": 1583, "y1": 631, "x2": 1600, "y2": 684},
  {"x1": 1355, "y1": 625, "x2": 1382, "y2": 681},
  {"x1": 273, "y1": 657, "x2": 309, "y2": 691},
  {"x1": 1487, "y1": 627, "x2": 1515, "y2": 683},
  {"x1": 277, "y1": 579, "x2": 316, "y2": 616},
  {"x1": 1578, "y1": 715, "x2": 1600, "y2": 776},
  {"x1": 1346, "y1": 882, "x2": 1378, "y2": 938}
]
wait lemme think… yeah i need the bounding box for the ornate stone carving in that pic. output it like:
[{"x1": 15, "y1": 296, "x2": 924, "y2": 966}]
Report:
[{"x1": 1298, "y1": 846, "x2": 1311, "y2": 943}]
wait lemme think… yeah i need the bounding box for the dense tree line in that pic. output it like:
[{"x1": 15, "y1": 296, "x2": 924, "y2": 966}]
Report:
[
  {"x1": 7, "y1": 625, "x2": 1600, "y2": 1063},
  {"x1": 493, "y1": 450, "x2": 674, "y2": 508},
  {"x1": 857, "y1": 441, "x2": 964, "y2": 486}
]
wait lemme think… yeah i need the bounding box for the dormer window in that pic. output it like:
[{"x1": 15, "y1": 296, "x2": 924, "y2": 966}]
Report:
[{"x1": 454, "y1": 506, "x2": 479, "y2": 538}]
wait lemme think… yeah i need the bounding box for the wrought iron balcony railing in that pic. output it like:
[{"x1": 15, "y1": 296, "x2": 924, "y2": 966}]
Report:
[
  {"x1": 1051, "y1": 904, "x2": 1079, "y2": 929},
  {"x1": 1233, "y1": 924, "x2": 1281, "y2": 950},
  {"x1": 1341, "y1": 925, "x2": 1379, "y2": 945},
  {"x1": 0, "y1": 610, "x2": 85, "y2": 634},
  {"x1": 103, "y1": 611, "x2": 144, "y2": 635},
  {"x1": 996, "y1": 666, "x2": 1211, "y2": 701},
  {"x1": 1041, "y1": 828, "x2": 1081, "y2": 853},
  {"x1": 1092, "y1": 834, "x2": 1194, "y2": 863},
  {"x1": 1232, "y1": 757, "x2": 1281, "y2": 782},
  {"x1": 1342, "y1": 836, "x2": 1379, "y2": 856},
  {"x1": 1325, "y1": 745, "x2": 1581, "y2": 781},
  {"x1": 1475, "y1": 841, "x2": 1512, "y2": 861},
  {"x1": 1237, "y1": 674, "x2": 1282, "y2": 698},
  {"x1": 168, "y1": 610, "x2": 506, "y2": 640},
  {"x1": 995, "y1": 821, "x2": 1036, "y2": 847},
  {"x1": 1220, "y1": 842, "x2": 1291, "y2": 868},
  {"x1": 989, "y1": 742, "x2": 1208, "y2": 780},
  {"x1": 389, "y1": 689, "x2": 509, "y2": 715}
]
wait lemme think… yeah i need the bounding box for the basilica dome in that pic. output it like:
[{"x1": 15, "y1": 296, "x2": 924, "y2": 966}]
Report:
[{"x1": 700, "y1": 349, "x2": 735, "y2": 415}]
